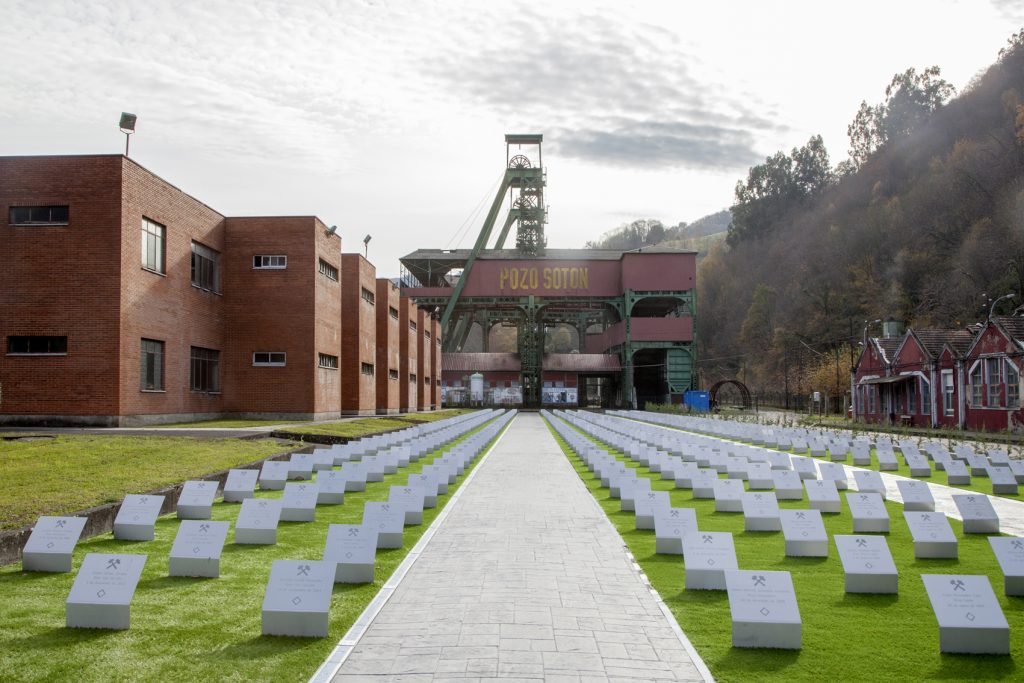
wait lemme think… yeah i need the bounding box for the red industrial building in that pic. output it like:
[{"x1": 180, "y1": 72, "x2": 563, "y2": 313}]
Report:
[
  {"x1": 0, "y1": 154, "x2": 436, "y2": 426},
  {"x1": 852, "y1": 317, "x2": 1024, "y2": 432}
]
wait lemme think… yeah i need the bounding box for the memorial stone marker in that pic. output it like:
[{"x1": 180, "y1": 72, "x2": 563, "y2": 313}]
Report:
[
  {"x1": 281, "y1": 482, "x2": 319, "y2": 522},
  {"x1": 634, "y1": 490, "x2": 671, "y2": 530},
  {"x1": 897, "y1": 480, "x2": 935, "y2": 511},
  {"x1": 66, "y1": 553, "x2": 147, "y2": 630},
  {"x1": 259, "y1": 461, "x2": 290, "y2": 491},
  {"x1": 235, "y1": 498, "x2": 282, "y2": 545},
  {"x1": 323, "y1": 524, "x2": 378, "y2": 583},
  {"x1": 169, "y1": 520, "x2": 230, "y2": 578},
  {"x1": 834, "y1": 535, "x2": 898, "y2": 593},
  {"x1": 316, "y1": 470, "x2": 347, "y2": 505},
  {"x1": 725, "y1": 570, "x2": 802, "y2": 650},
  {"x1": 177, "y1": 480, "x2": 217, "y2": 520},
  {"x1": 22, "y1": 516, "x2": 88, "y2": 572},
  {"x1": 988, "y1": 537, "x2": 1024, "y2": 596},
  {"x1": 904, "y1": 511, "x2": 958, "y2": 558},
  {"x1": 772, "y1": 470, "x2": 804, "y2": 500},
  {"x1": 921, "y1": 574, "x2": 1009, "y2": 654},
  {"x1": 223, "y1": 469, "x2": 259, "y2": 502},
  {"x1": 846, "y1": 492, "x2": 890, "y2": 533},
  {"x1": 852, "y1": 470, "x2": 886, "y2": 498},
  {"x1": 683, "y1": 531, "x2": 737, "y2": 590},
  {"x1": 742, "y1": 492, "x2": 781, "y2": 531},
  {"x1": 805, "y1": 479, "x2": 841, "y2": 513},
  {"x1": 261, "y1": 560, "x2": 334, "y2": 637},
  {"x1": 362, "y1": 502, "x2": 405, "y2": 549},
  {"x1": 944, "y1": 459, "x2": 971, "y2": 485},
  {"x1": 987, "y1": 467, "x2": 1018, "y2": 495},
  {"x1": 113, "y1": 494, "x2": 165, "y2": 541},
  {"x1": 389, "y1": 484, "x2": 426, "y2": 525},
  {"x1": 653, "y1": 507, "x2": 699, "y2": 555},
  {"x1": 952, "y1": 494, "x2": 999, "y2": 534},
  {"x1": 779, "y1": 509, "x2": 828, "y2": 557}
]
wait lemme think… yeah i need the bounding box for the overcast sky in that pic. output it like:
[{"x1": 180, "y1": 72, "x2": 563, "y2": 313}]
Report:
[{"x1": 3, "y1": 0, "x2": 1022, "y2": 276}]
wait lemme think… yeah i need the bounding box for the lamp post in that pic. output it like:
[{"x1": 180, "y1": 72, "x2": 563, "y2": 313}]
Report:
[
  {"x1": 988, "y1": 293, "x2": 1015, "y2": 322},
  {"x1": 119, "y1": 112, "x2": 137, "y2": 157},
  {"x1": 363, "y1": 234, "x2": 372, "y2": 259}
]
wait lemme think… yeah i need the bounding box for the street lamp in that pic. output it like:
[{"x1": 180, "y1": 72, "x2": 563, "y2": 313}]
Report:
[
  {"x1": 119, "y1": 112, "x2": 137, "y2": 157},
  {"x1": 988, "y1": 293, "x2": 1015, "y2": 322},
  {"x1": 363, "y1": 234, "x2": 372, "y2": 259}
]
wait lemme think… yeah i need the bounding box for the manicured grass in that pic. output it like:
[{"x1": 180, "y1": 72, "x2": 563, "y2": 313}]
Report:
[
  {"x1": 153, "y1": 419, "x2": 305, "y2": 429},
  {"x1": 281, "y1": 410, "x2": 476, "y2": 438},
  {"x1": 546, "y1": 416, "x2": 1023, "y2": 683},
  {"x1": 0, "y1": 437, "x2": 293, "y2": 531},
  {"x1": 0, "y1": 419, "x2": 505, "y2": 683}
]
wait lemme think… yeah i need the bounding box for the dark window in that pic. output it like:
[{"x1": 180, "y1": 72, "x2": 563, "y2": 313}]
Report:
[
  {"x1": 318, "y1": 259, "x2": 338, "y2": 281},
  {"x1": 388, "y1": 369, "x2": 399, "y2": 380},
  {"x1": 361, "y1": 288, "x2": 375, "y2": 305},
  {"x1": 7, "y1": 335, "x2": 67, "y2": 354},
  {"x1": 389, "y1": 306, "x2": 399, "y2": 320},
  {"x1": 9, "y1": 205, "x2": 69, "y2": 225},
  {"x1": 191, "y1": 242, "x2": 221, "y2": 293},
  {"x1": 410, "y1": 373, "x2": 417, "y2": 383},
  {"x1": 253, "y1": 351, "x2": 286, "y2": 366},
  {"x1": 141, "y1": 218, "x2": 165, "y2": 274},
  {"x1": 190, "y1": 346, "x2": 220, "y2": 392},
  {"x1": 409, "y1": 321, "x2": 417, "y2": 331},
  {"x1": 253, "y1": 255, "x2": 287, "y2": 269},
  {"x1": 319, "y1": 353, "x2": 338, "y2": 369},
  {"x1": 140, "y1": 339, "x2": 164, "y2": 390},
  {"x1": 361, "y1": 362, "x2": 375, "y2": 376}
]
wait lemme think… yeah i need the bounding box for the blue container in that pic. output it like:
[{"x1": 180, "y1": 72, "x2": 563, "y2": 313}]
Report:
[{"x1": 683, "y1": 390, "x2": 710, "y2": 412}]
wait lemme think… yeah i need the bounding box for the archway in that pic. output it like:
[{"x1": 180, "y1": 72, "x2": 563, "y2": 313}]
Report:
[{"x1": 709, "y1": 379, "x2": 752, "y2": 409}]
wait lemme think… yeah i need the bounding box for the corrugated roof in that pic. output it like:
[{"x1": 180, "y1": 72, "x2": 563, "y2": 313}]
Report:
[
  {"x1": 442, "y1": 353, "x2": 520, "y2": 372},
  {"x1": 543, "y1": 353, "x2": 621, "y2": 371}
]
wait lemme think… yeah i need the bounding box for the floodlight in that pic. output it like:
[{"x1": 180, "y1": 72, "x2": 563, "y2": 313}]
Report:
[
  {"x1": 325, "y1": 225, "x2": 338, "y2": 236},
  {"x1": 363, "y1": 234, "x2": 372, "y2": 245},
  {"x1": 363, "y1": 234, "x2": 372, "y2": 258},
  {"x1": 119, "y1": 112, "x2": 137, "y2": 132}
]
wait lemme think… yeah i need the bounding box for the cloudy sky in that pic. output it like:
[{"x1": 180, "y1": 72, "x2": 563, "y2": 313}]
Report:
[{"x1": 2, "y1": 0, "x2": 1022, "y2": 275}]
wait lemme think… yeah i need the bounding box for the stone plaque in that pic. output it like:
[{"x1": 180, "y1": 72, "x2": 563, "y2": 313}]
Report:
[
  {"x1": 407, "y1": 473, "x2": 440, "y2": 507},
  {"x1": 169, "y1": 520, "x2": 230, "y2": 578},
  {"x1": 177, "y1": 480, "x2": 217, "y2": 520},
  {"x1": 619, "y1": 476, "x2": 652, "y2": 512},
  {"x1": 876, "y1": 449, "x2": 899, "y2": 471},
  {"x1": 259, "y1": 461, "x2": 290, "y2": 491},
  {"x1": 388, "y1": 484, "x2": 426, "y2": 525},
  {"x1": 987, "y1": 467, "x2": 1018, "y2": 495},
  {"x1": 944, "y1": 459, "x2": 971, "y2": 486},
  {"x1": 846, "y1": 492, "x2": 890, "y2": 533},
  {"x1": 287, "y1": 453, "x2": 314, "y2": 480},
  {"x1": 725, "y1": 570, "x2": 801, "y2": 650},
  {"x1": 261, "y1": 560, "x2": 334, "y2": 637},
  {"x1": 113, "y1": 494, "x2": 165, "y2": 541},
  {"x1": 779, "y1": 509, "x2": 828, "y2": 557},
  {"x1": 905, "y1": 453, "x2": 931, "y2": 478},
  {"x1": 818, "y1": 461, "x2": 848, "y2": 490},
  {"x1": 339, "y1": 462, "x2": 368, "y2": 492},
  {"x1": 896, "y1": 480, "x2": 935, "y2": 511},
  {"x1": 771, "y1": 470, "x2": 804, "y2": 500},
  {"x1": 790, "y1": 456, "x2": 818, "y2": 480},
  {"x1": 653, "y1": 507, "x2": 698, "y2": 555},
  {"x1": 22, "y1": 516, "x2": 88, "y2": 573},
  {"x1": 223, "y1": 469, "x2": 259, "y2": 502},
  {"x1": 235, "y1": 498, "x2": 282, "y2": 545},
  {"x1": 747, "y1": 463, "x2": 774, "y2": 490},
  {"x1": 683, "y1": 531, "x2": 737, "y2": 590},
  {"x1": 952, "y1": 494, "x2": 999, "y2": 534},
  {"x1": 362, "y1": 502, "x2": 405, "y2": 549},
  {"x1": 312, "y1": 451, "x2": 335, "y2": 472},
  {"x1": 988, "y1": 537, "x2": 1024, "y2": 596},
  {"x1": 281, "y1": 482, "x2": 319, "y2": 522},
  {"x1": 66, "y1": 553, "x2": 147, "y2": 630},
  {"x1": 634, "y1": 490, "x2": 670, "y2": 531},
  {"x1": 804, "y1": 479, "x2": 840, "y2": 513},
  {"x1": 904, "y1": 511, "x2": 957, "y2": 559},
  {"x1": 691, "y1": 469, "x2": 720, "y2": 499},
  {"x1": 713, "y1": 478, "x2": 745, "y2": 512},
  {"x1": 852, "y1": 470, "x2": 886, "y2": 498},
  {"x1": 921, "y1": 574, "x2": 1009, "y2": 654},
  {"x1": 742, "y1": 492, "x2": 781, "y2": 532},
  {"x1": 324, "y1": 524, "x2": 379, "y2": 583},
  {"x1": 834, "y1": 535, "x2": 898, "y2": 593},
  {"x1": 315, "y1": 470, "x2": 347, "y2": 505}
]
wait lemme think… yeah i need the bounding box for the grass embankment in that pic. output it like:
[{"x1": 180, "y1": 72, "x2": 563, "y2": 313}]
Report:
[
  {"x1": 0, "y1": 437, "x2": 292, "y2": 531},
  {"x1": 154, "y1": 419, "x2": 305, "y2": 429},
  {"x1": 0, "y1": 418, "x2": 504, "y2": 683},
  {"x1": 546, "y1": 416, "x2": 1023, "y2": 683},
  {"x1": 280, "y1": 409, "x2": 475, "y2": 439}
]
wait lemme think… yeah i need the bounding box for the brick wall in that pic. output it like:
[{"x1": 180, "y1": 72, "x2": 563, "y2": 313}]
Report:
[
  {"x1": 341, "y1": 254, "x2": 377, "y2": 414},
  {"x1": 375, "y1": 278, "x2": 401, "y2": 414},
  {"x1": 399, "y1": 296, "x2": 419, "y2": 412},
  {"x1": 432, "y1": 316, "x2": 442, "y2": 408},
  {"x1": 417, "y1": 308, "x2": 428, "y2": 411}
]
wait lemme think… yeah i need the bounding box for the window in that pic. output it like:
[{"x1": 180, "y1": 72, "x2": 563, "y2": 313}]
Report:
[
  {"x1": 361, "y1": 362, "x2": 374, "y2": 376},
  {"x1": 1008, "y1": 362, "x2": 1020, "y2": 409},
  {"x1": 318, "y1": 259, "x2": 338, "y2": 281},
  {"x1": 9, "y1": 205, "x2": 69, "y2": 225},
  {"x1": 361, "y1": 288, "x2": 375, "y2": 305},
  {"x1": 436, "y1": 379, "x2": 441, "y2": 386},
  {"x1": 388, "y1": 369, "x2": 399, "y2": 380},
  {"x1": 425, "y1": 331, "x2": 431, "y2": 340},
  {"x1": 253, "y1": 255, "x2": 286, "y2": 269},
  {"x1": 409, "y1": 321, "x2": 417, "y2": 331},
  {"x1": 389, "y1": 306, "x2": 399, "y2": 320},
  {"x1": 318, "y1": 353, "x2": 338, "y2": 370},
  {"x1": 424, "y1": 376, "x2": 430, "y2": 385},
  {"x1": 140, "y1": 339, "x2": 164, "y2": 390},
  {"x1": 191, "y1": 242, "x2": 221, "y2": 293},
  {"x1": 141, "y1": 218, "x2": 165, "y2": 273},
  {"x1": 942, "y1": 370, "x2": 955, "y2": 416},
  {"x1": 921, "y1": 378, "x2": 931, "y2": 415},
  {"x1": 253, "y1": 352, "x2": 286, "y2": 366},
  {"x1": 907, "y1": 379, "x2": 916, "y2": 414},
  {"x1": 190, "y1": 347, "x2": 220, "y2": 392},
  {"x1": 7, "y1": 335, "x2": 67, "y2": 354},
  {"x1": 410, "y1": 373, "x2": 417, "y2": 383},
  {"x1": 970, "y1": 365, "x2": 984, "y2": 407},
  {"x1": 866, "y1": 385, "x2": 875, "y2": 414},
  {"x1": 986, "y1": 357, "x2": 1003, "y2": 407}
]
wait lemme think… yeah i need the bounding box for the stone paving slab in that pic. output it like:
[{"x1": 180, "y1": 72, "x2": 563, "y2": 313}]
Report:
[{"x1": 327, "y1": 413, "x2": 709, "y2": 682}]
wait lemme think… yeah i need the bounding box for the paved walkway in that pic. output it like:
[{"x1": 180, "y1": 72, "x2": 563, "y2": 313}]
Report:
[{"x1": 328, "y1": 413, "x2": 708, "y2": 682}]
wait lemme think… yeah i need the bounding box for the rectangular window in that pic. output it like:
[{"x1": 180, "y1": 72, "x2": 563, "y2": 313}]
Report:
[
  {"x1": 253, "y1": 255, "x2": 287, "y2": 269},
  {"x1": 921, "y1": 378, "x2": 931, "y2": 415},
  {"x1": 866, "y1": 385, "x2": 875, "y2": 414},
  {"x1": 986, "y1": 357, "x2": 1003, "y2": 407},
  {"x1": 907, "y1": 379, "x2": 916, "y2": 414},
  {"x1": 253, "y1": 352, "x2": 286, "y2": 366},
  {"x1": 389, "y1": 306, "x2": 399, "y2": 320},
  {"x1": 1007, "y1": 361, "x2": 1020, "y2": 409},
  {"x1": 361, "y1": 287, "x2": 375, "y2": 305},
  {"x1": 410, "y1": 373, "x2": 417, "y2": 383},
  {"x1": 409, "y1": 321, "x2": 417, "y2": 331},
  {"x1": 9, "y1": 205, "x2": 69, "y2": 225},
  {"x1": 970, "y1": 365, "x2": 984, "y2": 407},
  {"x1": 140, "y1": 339, "x2": 164, "y2": 390},
  {"x1": 318, "y1": 353, "x2": 338, "y2": 370},
  {"x1": 942, "y1": 370, "x2": 955, "y2": 416},
  {"x1": 141, "y1": 218, "x2": 165, "y2": 274},
  {"x1": 361, "y1": 362, "x2": 374, "y2": 376},
  {"x1": 424, "y1": 376, "x2": 430, "y2": 385},
  {"x1": 425, "y1": 331, "x2": 431, "y2": 340},
  {"x1": 388, "y1": 369, "x2": 399, "y2": 380},
  {"x1": 189, "y1": 346, "x2": 220, "y2": 392},
  {"x1": 7, "y1": 335, "x2": 67, "y2": 355},
  {"x1": 318, "y1": 259, "x2": 338, "y2": 281},
  {"x1": 436, "y1": 379, "x2": 441, "y2": 386},
  {"x1": 190, "y1": 242, "x2": 221, "y2": 293}
]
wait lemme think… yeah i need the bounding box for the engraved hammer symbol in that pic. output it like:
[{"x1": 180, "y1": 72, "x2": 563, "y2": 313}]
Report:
[
  {"x1": 951, "y1": 579, "x2": 966, "y2": 592},
  {"x1": 752, "y1": 575, "x2": 766, "y2": 587},
  {"x1": 106, "y1": 558, "x2": 121, "y2": 570}
]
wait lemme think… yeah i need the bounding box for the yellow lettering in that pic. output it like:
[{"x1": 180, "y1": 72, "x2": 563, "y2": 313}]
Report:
[
  {"x1": 580, "y1": 268, "x2": 588, "y2": 289},
  {"x1": 569, "y1": 268, "x2": 578, "y2": 288},
  {"x1": 499, "y1": 268, "x2": 508, "y2": 289},
  {"x1": 529, "y1": 268, "x2": 538, "y2": 289},
  {"x1": 543, "y1": 267, "x2": 552, "y2": 289}
]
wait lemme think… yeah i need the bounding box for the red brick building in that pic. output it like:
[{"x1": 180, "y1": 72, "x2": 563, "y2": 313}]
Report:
[
  {"x1": 375, "y1": 278, "x2": 401, "y2": 414},
  {"x1": 0, "y1": 154, "x2": 435, "y2": 425},
  {"x1": 399, "y1": 298, "x2": 419, "y2": 412},
  {"x1": 340, "y1": 254, "x2": 378, "y2": 415}
]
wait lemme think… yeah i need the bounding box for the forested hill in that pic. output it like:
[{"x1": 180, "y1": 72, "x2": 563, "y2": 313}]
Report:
[{"x1": 696, "y1": 30, "x2": 1024, "y2": 395}]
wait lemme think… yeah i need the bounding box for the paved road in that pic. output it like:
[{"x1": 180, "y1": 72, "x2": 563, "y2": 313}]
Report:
[{"x1": 327, "y1": 412, "x2": 708, "y2": 682}]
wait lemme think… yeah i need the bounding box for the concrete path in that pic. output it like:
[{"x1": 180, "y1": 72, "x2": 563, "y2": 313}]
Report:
[{"x1": 327, "y1": 413, "x2": 709, "y2": 682}]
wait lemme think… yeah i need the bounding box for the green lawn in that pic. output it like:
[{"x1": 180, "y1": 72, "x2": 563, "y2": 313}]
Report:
[
  {"x1": 153, "y1": 419, "x2": 305, "y2": 429},
  {"x1": 0, "y1": 417, "x2": 506, "y2": 683},
  {"x1": 0, "y1": 437, "x2": 293, "y2": 531},
  {"x1": 546, "y1": 416, "x2": 1023, "y2": 683},
  {"x1": 280, "y1": 410, "x2": 476, "y2": 439}
]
